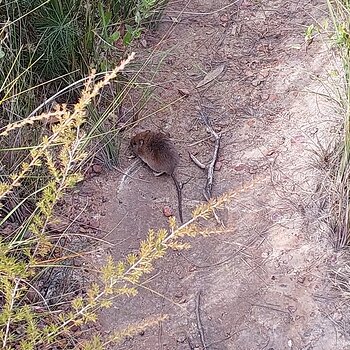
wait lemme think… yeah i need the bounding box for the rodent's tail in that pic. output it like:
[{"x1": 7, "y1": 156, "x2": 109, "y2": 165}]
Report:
[{"x1": 171, "y1": 174, "x2": 183, "y2": 224}]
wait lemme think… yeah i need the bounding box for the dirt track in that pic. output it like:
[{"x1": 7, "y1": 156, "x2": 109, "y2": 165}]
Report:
[{"x1": 71, "y1": 0, "x2": 350, "y2": 349}]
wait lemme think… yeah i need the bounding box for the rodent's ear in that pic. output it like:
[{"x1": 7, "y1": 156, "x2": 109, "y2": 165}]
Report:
[{"x1": 145, "y1": 130, "x2": 151, "y2": 133}]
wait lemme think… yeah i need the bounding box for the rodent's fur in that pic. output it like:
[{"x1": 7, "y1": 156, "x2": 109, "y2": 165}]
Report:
[{"x1": 130, "y1": 130, "x2": 183, "y2": 223}]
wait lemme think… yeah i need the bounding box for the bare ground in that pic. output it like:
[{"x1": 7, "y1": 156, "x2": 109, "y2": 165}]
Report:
[{"x1": 66, "y1": 0, "x2": 350, "y2": 349}]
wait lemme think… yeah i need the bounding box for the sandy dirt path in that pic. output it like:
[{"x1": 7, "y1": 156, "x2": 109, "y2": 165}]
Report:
[{"x1": 71, "y1": 0, "x2": 350, "y2": 349}]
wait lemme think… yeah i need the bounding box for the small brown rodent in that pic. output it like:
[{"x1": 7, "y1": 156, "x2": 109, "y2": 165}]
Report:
[{"x1": 130, "y1": 130, "x2": 183, "y2": 223}]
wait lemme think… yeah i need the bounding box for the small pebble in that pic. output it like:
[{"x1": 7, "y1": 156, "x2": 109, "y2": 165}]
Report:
[
  {"x1": 174, "y1": 291, "x2": 184, "y2": 299},
  {"x1": 220, "y1": 13, "x2": 229, "y2": 22},
  {"x1": 178, "y1": 88, "x2": 190, "y2": 97},
  {"x1": 251, "y1": 78, "x2": 264, "y2": 87},
  {"x1": 163, "y1": 206, "x2": 174, "y2": 217},
  {"x1": 246, "y1": 119, "x2": 256, "y2": 127},
  {"x1": 176, "y1": 334, "x2": 186, "y2": 343},
  {"x1": 234, "y1": 163, "x2": 246, "y2": 171},
  {"x1": 297, "y1": 276, "x2": 306, "y2": 284},
  {"x1": 332, "y1": 312, "x2": 342, "y2": 321},
  {"x1": 92, "y1": 164, "x2": 102, "y2": 173},
  {"x1": 214, "y1": 161, "x2": 223, "y2": 171}
]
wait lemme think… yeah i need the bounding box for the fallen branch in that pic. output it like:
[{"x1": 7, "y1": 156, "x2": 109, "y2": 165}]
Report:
[
  {"x1": 191, "y1": 112, "x2": 221, "y2": 200},
  {"x1": 203, "y1": 122, "x2": 221, "y2": 201},
  {"x1": 190, "y1": 112, "x2": 222, "y2": 223}
]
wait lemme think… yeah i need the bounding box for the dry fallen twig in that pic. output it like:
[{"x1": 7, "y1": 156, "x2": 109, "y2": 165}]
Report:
[
  {"x1": 158, "y1": 320, "x2": 163, "y2": 350},
  {"x1": 189, "y1": 153, "x2": 206, "y2": 169},
  {"x1": 190, "y1": 112, "x2": 221, "y2": 200},
  {"x1": 195, "y1": 290, "x2": 207, "y2": 350},
  {"x1": 201, "y1": 114, "x2": 221, "y2": 200},
  {"x1": 190, "y1": 111, "x2": 222, "y2": 223}
]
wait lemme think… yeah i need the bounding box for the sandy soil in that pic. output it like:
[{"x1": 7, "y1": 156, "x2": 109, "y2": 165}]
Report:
[{"x1": 65, "y1": 0, "x2": 350, "y2": 349}]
